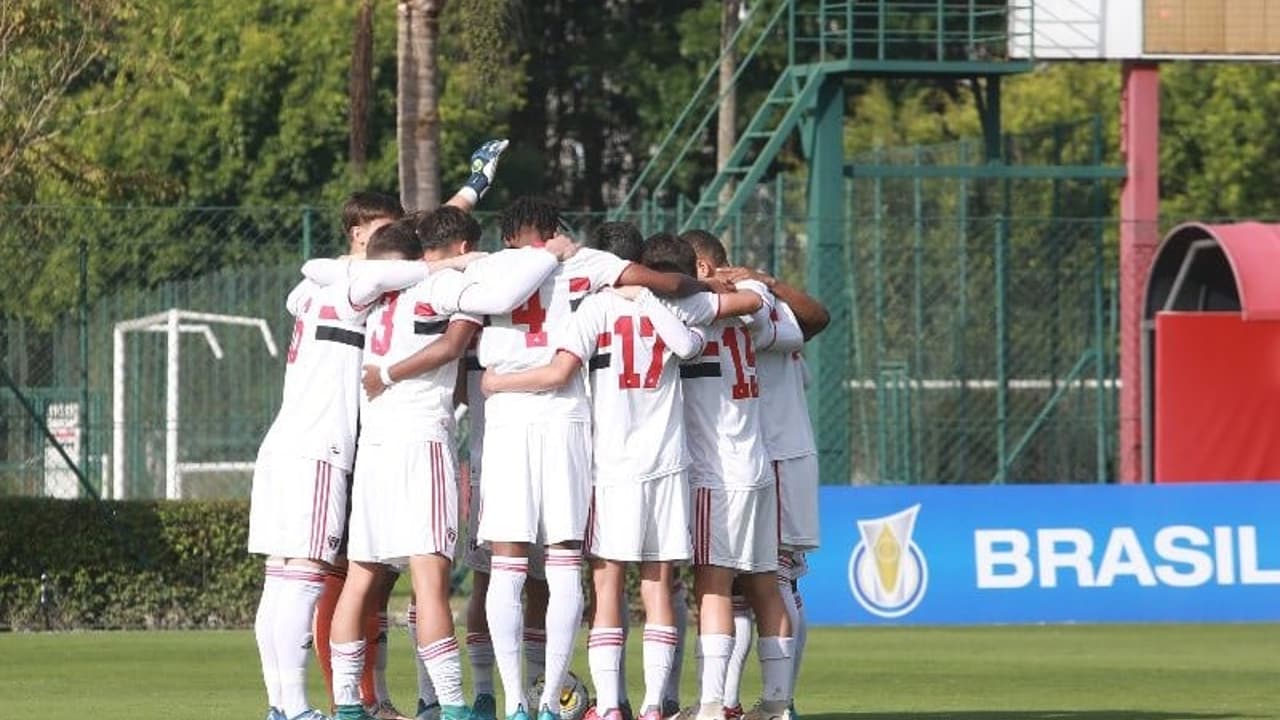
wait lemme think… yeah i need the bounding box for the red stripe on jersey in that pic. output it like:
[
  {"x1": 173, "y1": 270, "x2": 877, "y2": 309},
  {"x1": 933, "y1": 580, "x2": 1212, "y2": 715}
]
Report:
[
  {"x1": 415, "y1": 302, "x2": 437, "y2": 317},
  {"x1": 598, "y1": 331, "x2": 612, "y2": 348},
  {"x1": 702, "y1": 341, "x2": 720, "y2": 357},
  {"x1": 318, "y1": 305, "x2": 339, "y2": 320},
  {"x1": 569, "y1": 277, "x2": 590, "y2": 293}
]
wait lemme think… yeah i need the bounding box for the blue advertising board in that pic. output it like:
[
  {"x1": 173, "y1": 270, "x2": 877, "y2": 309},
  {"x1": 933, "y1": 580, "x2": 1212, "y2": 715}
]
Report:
[{"x1": 803, "y1": 483, "x2": 1280, "y2": 624}]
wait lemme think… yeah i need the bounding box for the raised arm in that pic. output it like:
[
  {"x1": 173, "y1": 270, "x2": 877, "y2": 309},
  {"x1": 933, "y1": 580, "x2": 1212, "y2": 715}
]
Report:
[
  {"x1": 481, "y1": 351, "x2": 581, "y2": 396},
  {"x1": 444, "y1": 139, "x2": 509, "y2": 212},
  {"x1": 362, "y1": 319, "x2": 480, "y2": 398}
]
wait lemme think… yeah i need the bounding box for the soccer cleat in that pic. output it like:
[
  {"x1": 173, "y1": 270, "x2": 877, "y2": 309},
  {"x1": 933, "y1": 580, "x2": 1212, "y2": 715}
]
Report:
[
  {"x1": 368, "y1": 700, "x2": 414, "y2": 720},
  {"x1": 537, "y1": 704, "x2": 560, "y2": 720},
  {"x1": 507, "y1": 704, "x2": 531, "y2": 720},
  {"x1": 472, "y1": 694, "x2": 498, "y2": 720},
  {"x1": 676, "y1": 704, "x2": 725, "y2": 720},
  {"x1": 440, "y1": 705, "x2": 472, "y2": 720},
  {"x1": 637, "y1": 708, "x2": 663, "y2": 720},
  {"x1": 619, "y1": 701, "x2": 634, "y2": 720},
  {"x1": 659, "y1": 700, "x2": 681, "y2": 720},
  {"x1": 334, "y1": 705, "x2": 377, "y2": 720},
  {"x1": 266, "y1": 708, "x2": 288, "y2": 720},
  {"x1": 415, "y1": 700, "x2": 442, "y2": 720},
  {"x1": 289, "y1": 710, "x2": 334, "y2": 720},
  {"x1": 723, "y1": 706, "x2": 745, "y2": 720},
  {"x1": 786, "y1": 703, "x2": 798, "y2": 720}
]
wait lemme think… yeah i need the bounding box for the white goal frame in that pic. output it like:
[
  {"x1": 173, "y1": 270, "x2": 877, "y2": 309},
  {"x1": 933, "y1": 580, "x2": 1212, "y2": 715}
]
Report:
[{"x1": 110, "y1": 309, "x2": 277, "y2": 500}]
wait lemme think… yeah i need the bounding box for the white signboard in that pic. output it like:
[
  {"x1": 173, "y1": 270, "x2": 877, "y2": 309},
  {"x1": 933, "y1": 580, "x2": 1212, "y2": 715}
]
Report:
[{"x1": 44, "y1": 402, "x2": 81, "y2": 499}]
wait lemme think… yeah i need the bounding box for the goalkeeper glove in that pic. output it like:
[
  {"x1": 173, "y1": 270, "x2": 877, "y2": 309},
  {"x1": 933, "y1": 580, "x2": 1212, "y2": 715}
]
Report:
[{"x1": 458, "y1": 138, "x2": 509, "y2": 205}]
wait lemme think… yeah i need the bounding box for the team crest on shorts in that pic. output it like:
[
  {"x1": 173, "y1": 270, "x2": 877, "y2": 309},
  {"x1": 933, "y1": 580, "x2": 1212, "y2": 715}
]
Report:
[
  {"x1": 327, "y1": 535, "x2": 341, "y2": 551},
  {"x1": 447, "y1": 528, "x2": 457, "y2": 544},
  {"x1": 848, "y1": 504, "x2": 928, "y2": 618}
]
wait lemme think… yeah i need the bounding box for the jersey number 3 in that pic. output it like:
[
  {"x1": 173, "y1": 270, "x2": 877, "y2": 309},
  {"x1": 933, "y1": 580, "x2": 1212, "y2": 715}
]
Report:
[
  {"x1": 616, "y1": 315, "x2": 665, "y2": 390},
  {"x1": 370, "y1": 294, "x2": 400, "y2": 356}
]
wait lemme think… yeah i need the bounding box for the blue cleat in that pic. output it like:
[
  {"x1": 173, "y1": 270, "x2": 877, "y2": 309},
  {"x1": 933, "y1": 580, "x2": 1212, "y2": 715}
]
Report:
[
  {"x1": 266, "y1": 709, "x2": 287, "y2": 720},
  {"x1": 508, "y1": 704, "x2": 531, "y2": 720},
  {"x1": 416, "y1": 700, "x2": 442, "y2": 720},
  {"x1": 536, "y1": 705, "x2": 558, "y2": 720}
]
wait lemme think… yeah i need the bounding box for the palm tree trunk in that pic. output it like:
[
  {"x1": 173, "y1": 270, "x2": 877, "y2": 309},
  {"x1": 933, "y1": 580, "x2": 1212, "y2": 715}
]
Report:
[
  {"x1": 397, "y1": 0, "x2": 445, "y2": 211},
  {"x1": 349, "y1": 0, "x2": 375, "y2": 177}
]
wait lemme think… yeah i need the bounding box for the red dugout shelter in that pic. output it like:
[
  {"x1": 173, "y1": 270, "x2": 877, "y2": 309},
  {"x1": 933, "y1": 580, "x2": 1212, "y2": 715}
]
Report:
[{"x1": 1143, "y1": 222, "x2": 1280, "y2": 483}]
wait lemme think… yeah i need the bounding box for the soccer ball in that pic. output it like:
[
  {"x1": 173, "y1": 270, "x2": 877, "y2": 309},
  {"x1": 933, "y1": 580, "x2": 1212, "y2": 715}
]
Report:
[{"x1": 529, "y1": 671, "x2": 591, "y2": 720}]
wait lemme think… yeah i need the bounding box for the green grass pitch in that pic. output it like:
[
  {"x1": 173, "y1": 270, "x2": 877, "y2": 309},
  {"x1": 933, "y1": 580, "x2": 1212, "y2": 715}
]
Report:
[{"x1": 0, "y1": 624, "x2": 1276, "y2": 719}]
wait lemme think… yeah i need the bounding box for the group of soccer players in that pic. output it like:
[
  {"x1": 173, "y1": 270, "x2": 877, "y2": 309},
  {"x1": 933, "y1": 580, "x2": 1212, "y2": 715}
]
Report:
[{"x1": 248, "y1": 140, "x2": 828, "y2": 720}]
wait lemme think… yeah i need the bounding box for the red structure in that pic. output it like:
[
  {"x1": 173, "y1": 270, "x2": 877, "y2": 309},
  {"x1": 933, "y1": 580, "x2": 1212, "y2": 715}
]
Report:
[{"x1": 1143, "y1": 222, "x2": 1280, "y2": 483}]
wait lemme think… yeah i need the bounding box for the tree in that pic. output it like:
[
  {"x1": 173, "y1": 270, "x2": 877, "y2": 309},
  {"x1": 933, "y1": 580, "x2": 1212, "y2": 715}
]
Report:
[
  {"x1": 397, "y1": 0, "x2": 445, "y2": 212},
  {"x1": 349, "y1": 0, "x2": 376, "y2": 177},
  {"x1": 717, "y1": 0, "x2": 741, "y2": 214}
]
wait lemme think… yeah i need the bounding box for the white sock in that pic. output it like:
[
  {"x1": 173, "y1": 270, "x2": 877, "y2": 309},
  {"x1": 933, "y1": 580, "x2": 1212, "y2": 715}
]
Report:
[
  {"x1": 523, "y1": 628, "x2": 547, "y2": 687},
  {"x1": 641, "y1": 624, "x2": 678, "y2": 712},
  {"x1": 254, "y1": 563, "x2": 285, "y2": 710},
  {"x1": 757, "y1": 636, "x2": 795, "y2": 704},
  {"x1": 794, "y1": 593, "x2": 807, "y2": 694},
  {"x1": 697, "y1": 634, "x2": 734, "y2": 707},
  {"x1": 467, "y1": 632, "x2": 496, "y2": 697},
  {"x1": 275, "y1": 566, "x2": 326, "y2": 717},
  {"x1": 723, "y1": 599, "x2": 753, "y2": 709},
  {"x1": 588, "y1": 628, "x2": 625, "y2": 712},
  {"x1": 419, "y1": 636, "x2": 465, "y2": 707},
  {"x1": 408, "y1": 605, "x2": 439, "y2": 707},
  {"x1": 373, "y1": 611, "x2": 391, "y2": 703},
  {"x1": 331, "y1": 639, "x2": 367, "y2": 708},
  {"x1": 486, "y1": 556, "x2": 528, "y2": 715},
  {"x1": 617, "y1": 612, "x2": 630, "y2": 707},
  {"x1": 540, "y1": 549, "x2": 584, "y2": 711},
  {"x1": 663, "y1": 582, "x2": 688, "y2": 707},
  {"x1": 777, "y1": 577, "x2": 804, "y2": 698}
]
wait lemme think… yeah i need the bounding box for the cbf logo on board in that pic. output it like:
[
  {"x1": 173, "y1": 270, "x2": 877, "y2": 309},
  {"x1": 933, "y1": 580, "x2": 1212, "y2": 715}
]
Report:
[{"x1": 848, "y1": 504, "x2": 928, "y2": 618}]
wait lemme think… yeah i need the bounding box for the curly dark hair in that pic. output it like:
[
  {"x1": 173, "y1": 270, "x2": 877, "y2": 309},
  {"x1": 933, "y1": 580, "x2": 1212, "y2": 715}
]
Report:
[{"x1": 499, "y1": 196, "x2": 564, "y2": 245}]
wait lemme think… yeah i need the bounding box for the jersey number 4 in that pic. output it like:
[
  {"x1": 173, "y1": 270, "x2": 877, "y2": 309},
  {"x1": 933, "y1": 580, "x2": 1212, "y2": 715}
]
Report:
[
  {"x1": 512, "y1": 291, "x2": 548, "y2": 347},
  {"x1": 615, "y1": 315, "x2": 666, "y2": 390}
]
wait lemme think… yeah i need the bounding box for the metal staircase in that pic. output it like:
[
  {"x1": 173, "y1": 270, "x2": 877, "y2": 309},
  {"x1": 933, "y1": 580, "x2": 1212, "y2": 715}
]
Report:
[{"x1": 614, "y1": 0, "x2": 1036, "y2": 233}]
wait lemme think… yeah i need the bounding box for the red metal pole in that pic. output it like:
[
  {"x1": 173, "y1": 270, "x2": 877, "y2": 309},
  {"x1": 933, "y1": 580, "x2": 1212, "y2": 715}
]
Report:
[{"x1": 1118, "y1": 61, "x2": 1160, "y2": 483}]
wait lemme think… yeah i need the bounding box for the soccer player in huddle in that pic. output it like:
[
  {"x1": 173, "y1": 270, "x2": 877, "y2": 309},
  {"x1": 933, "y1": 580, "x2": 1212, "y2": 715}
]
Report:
[
  {"x1": 481, "y1": 228, "x2": 763, "y2": 720},
  {"x1": 669, "y1": 230, "x2": 796, "y2": 720},
  {"x1": 249, "y1": 140, "x2": 510, "y2": 720},
  {"x1": 471, "y1": 198, "x2": 711, "y2": 720},
  {"x1": 714, "y1": 257, "x2": 828, "y2": 719}
]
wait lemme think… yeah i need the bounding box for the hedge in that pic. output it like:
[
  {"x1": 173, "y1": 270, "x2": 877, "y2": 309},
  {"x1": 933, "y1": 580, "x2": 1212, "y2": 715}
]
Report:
[{"x1": 0, "y1": 498, "x2": 259, "y2": 630}]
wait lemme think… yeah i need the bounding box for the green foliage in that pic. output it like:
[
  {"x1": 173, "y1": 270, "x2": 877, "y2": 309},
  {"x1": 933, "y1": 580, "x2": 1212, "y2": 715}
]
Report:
[{"x1": 0, "y1": 498, "x2": 258, "y2": 629}]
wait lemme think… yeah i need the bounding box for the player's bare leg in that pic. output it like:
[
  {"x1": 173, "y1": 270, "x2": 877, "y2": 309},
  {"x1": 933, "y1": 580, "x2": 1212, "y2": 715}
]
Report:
[
  {"x1": 588, "y1": 559, "x2": 627, "y2": 718},
  {"x1": 487, "y1": 540, "x2": 532, "y2": 720},
  {"x1": 637, "y1": 561, "x2": 678, "y2": 720},
  {"x1": 539, "y1": 541, "x2": 585, "y2": 720},
  {"x1": 692, "y1": 565, "x2": 735, "y2": 720},
  {"x1": 331, "y1": 560, "x2": 386, "y2": 720},
  {"x1": 467, "y1": 570, "x2": 498, "y2": 720},
  {"x1": 409, "y1": 552, "x2": 470, "y2": 720},
  {"x1": 739, "y1": 573, "x2": 793, "y2": 720}
]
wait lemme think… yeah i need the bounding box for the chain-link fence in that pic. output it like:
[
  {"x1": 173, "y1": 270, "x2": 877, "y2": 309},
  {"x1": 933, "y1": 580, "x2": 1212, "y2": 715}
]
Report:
[{"x1": 3, "y1": 123, "x2": 1144, "y2": 495}]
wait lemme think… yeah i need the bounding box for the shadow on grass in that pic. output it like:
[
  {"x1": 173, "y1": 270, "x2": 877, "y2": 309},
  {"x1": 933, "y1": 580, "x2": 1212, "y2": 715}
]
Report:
[{"x1": 808, "y1": 707, "x2": 1249, "y2": 712}]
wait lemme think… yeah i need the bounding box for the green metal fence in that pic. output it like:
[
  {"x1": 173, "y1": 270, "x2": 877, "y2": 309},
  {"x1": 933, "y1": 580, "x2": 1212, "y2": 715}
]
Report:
[{"x1": 2, "y1": 130, "x2": 1126, "y2": 496}]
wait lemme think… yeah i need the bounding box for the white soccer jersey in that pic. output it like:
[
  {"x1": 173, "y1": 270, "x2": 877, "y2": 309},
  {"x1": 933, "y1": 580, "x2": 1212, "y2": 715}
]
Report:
[
  {"x1": 754, "y1": 300, "x2": 817, "y2": 460},
  {"x1": 678, "y1": 283, "x2": 773, "y2": 490},
  {"x1": 559, "y1": 291, "x2": 702, "y2": 484},
  {"x1": 477, "y1": 247, "x2": 631, "y2": 422},
  {"x1": 359, "y1": 269, "x2": 479, "y2": 442},
  {"x1": 260, "y1": 279, "x2": 366, "y2": 470}
]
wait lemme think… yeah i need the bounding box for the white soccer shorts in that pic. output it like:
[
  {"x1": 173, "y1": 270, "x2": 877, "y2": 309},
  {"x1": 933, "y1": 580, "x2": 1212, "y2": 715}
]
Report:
[
  {"x1": 464, "y1": 475, "x2": 546, "y2": 579},
  {"x1": 248, "y1": 448, "x2": 348, "y2": 565},
  {"x1": 690, "y1": 482, "x2": 779, "y2": 574},
  {"x1": 347, "y1": 437, "x2": 459, "y2": 565},
  {"x1": 586, "y1": 472, "x2": 691, "y2": 563},
  {"x1": 476, "y1": 421, "x2": 592, "y2": 547},
  {"x1": 774, "y1": 454, "x2": 820, "y2": 552}
]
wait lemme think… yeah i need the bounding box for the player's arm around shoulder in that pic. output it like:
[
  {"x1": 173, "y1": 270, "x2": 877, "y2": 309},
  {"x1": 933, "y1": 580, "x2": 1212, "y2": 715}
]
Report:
[{"x1": 621, "y1": 287, "x2": 705, "y2": 360}]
